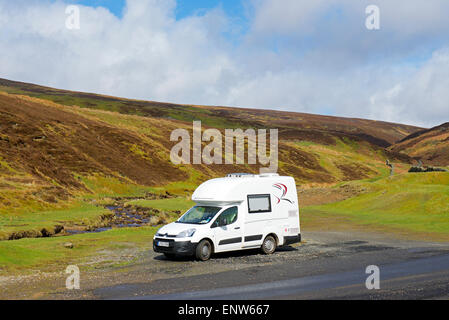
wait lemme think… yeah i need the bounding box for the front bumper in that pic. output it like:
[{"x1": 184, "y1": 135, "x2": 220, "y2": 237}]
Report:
[
  {"x1": 283, "y1": 234, "x2": 301, "y2": 246},
  {"x1": 153, "y1": 238, "x2": 197, "y2": 256}
]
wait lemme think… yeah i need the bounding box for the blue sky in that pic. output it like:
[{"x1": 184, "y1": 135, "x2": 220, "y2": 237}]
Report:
[
  {"x1": 2, "y1": 0, "x2": 449, "y2": 127},
  {"x1": 71, "y1": 0, "x2": 245, "y2": 20},
  {"x1": 71, "y1": 0, "x2": 126, "y2": 17},
  {"x1": 69, "y1": 0, "x2": 249, "y2": 43},
  {"x1": 175, "y1": 0, "x2": 245, "y2": 20}
]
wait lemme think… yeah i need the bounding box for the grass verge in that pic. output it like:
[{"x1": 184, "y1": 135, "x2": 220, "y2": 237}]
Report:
[
  {"x1": 302, "y1": 172, "x2": 449, "y2": 241},
  {"x1": 0, "y1": 226, "x2": 157, "y2": 274}
]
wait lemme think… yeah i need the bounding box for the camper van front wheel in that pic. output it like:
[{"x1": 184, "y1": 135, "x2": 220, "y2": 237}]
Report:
[
  {"x1": 196, "y1": 239, "x2": 212, "y2": 261},
  {"x1": 262, "y1": 235, "x2": 277, "y2": 255}
]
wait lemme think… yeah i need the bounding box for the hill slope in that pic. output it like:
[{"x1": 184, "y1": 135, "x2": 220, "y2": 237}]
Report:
[
  {"x1": 0, "y1": 78, "x2": 423, "y2": 214},
  {"x1": 0, "y1": 78, "x2": 421, "y2": 146},
  {"x1": 389, "y1": 122, "x2": 449, "y2": 166}
]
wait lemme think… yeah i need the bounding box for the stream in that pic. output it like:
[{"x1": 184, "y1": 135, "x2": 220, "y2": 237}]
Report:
[{"x1": 65, "y1": 204, "x2": 157, "y2": 235}]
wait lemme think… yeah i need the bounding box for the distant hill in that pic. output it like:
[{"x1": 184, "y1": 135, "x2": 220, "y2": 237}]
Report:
[
  {"x1": 0, "y1": 78, "x2": 422, "y2": 211},
  {"x1": 389, "y1": 122, "x2": 449, "y2": 166},
  {"x1": 0, "y1": 78, "x2": 421, "y2": 146}
]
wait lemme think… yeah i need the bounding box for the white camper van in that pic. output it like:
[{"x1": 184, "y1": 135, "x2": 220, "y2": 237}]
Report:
[{"x1": 153, "y1": 173, "x2": 301, "y2": 261}]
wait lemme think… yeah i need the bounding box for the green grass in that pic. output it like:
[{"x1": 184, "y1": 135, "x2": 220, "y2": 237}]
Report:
[
  {"x1": 303, "y1": 172, "x2": 449, "y2": 239},
  {"x1": 291, "y1": 137, "x2": 410, "y2": 182},
  {"x1": 0, "y1": 202, "x2": 110, "y2": 240},
  {"x1": 152, "y1": 166, "x2": 206, "y2": 195},
  {"x1": 126, "y1": 197, "x2": 194, "y2": 213},
  {"x1": 78, "y1": 174, "x2": 156, "y2": 199},
  {"x1": 0, "y1": 172, "x2": 164, "y2": 240},
  {"x1": 0, "y1": 226, "x2": 157, "y2": 273},
  {"x1": 0, "y1": 196, "x2": 195, "y2": 273}
]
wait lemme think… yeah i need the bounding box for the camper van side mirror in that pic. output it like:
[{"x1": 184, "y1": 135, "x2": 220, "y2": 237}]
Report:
[{"x1": 211, "y1": 220, "x2": 225, "y2": 228}]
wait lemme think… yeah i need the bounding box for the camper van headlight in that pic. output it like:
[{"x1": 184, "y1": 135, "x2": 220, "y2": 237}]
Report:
[{"x1": 177, "y1": 228, "x2": 196, "y2": 238}]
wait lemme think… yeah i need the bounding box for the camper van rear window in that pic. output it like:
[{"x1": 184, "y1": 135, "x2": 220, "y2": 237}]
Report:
[{"x1": 247, "y1": 194, "x2": 272, "y2": 213}]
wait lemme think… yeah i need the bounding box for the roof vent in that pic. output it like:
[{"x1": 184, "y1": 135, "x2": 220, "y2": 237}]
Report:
[
  {"x1": 259, "y1": 173, "x2": 279, "y2": 177},
  {"x1": 226, "y1": 173, "x2": 255, "y2": 178}
]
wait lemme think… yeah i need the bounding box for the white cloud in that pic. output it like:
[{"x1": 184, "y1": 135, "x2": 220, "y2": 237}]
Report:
[
  {"x1": 250, "y1": 0, "x2": 333, "y2": 36},
  {"x1": 249, "y1": 0, "x2": 449, "y2": 39},
  {"x1": 0, "y1": 0, "x2": 235, "y2": 103},
  {"x1": 368, "y1": 49, "x2": 449, "y2": 127},
  {"x1": 0, "y1": 0, "x2": 448, "y2": 128}
]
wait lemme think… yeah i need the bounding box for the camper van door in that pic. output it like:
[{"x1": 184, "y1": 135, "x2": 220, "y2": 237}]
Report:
[{"x1": 212, "y1": 206, "x2": 243, "y2": 251}]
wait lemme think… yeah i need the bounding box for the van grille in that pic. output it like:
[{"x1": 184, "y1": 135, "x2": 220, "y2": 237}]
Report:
[
  {"x1": 156, "y1": 233, "x2": 177, "y2": 238},
  {"x1": 154, "y1": 238, "x2": 175, "y2": 243}
]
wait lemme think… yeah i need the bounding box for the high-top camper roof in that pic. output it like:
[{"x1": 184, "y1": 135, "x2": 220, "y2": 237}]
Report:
[{"x1": 192, "y1": 173, "x2": 293, "y2": 204}]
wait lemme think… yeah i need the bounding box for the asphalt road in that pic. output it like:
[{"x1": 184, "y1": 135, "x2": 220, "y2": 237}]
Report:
[{"x1": 94, "y1": 231, "x2": 449, "y2": 300}]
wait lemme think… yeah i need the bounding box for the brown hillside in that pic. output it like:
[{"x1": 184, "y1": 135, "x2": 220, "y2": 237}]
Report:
[
  {"x1": 0, "y1": 78, "x2": 423, "y2": 209},
  {"x1": 0, "y1": 78, "x2": 422, "y2": 146},
  {"x1": 0, "y1": 92, "x2": 187, "y2": 188},
  {"x1": 389, "y1": 122, "x2": 449, "y2": 166}
]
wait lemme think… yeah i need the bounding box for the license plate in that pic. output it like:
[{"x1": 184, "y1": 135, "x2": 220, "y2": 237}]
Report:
[{"x1": 158, "y1": 241, "x2": 169, "y2": 247}]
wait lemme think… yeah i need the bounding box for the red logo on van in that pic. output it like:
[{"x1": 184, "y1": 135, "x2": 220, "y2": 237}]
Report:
[{"x1": 273, "y1": 183, "x2": 293, "y2": 204}]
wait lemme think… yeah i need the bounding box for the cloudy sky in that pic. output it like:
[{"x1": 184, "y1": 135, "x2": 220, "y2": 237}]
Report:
[{"x1": 1, "y1": 0, "x2": 449, "y2": 128}]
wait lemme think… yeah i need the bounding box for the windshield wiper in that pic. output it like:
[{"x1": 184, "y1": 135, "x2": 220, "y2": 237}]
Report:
[{"x1": 176, "y1": 221, "x2": 200, "y2": 225}]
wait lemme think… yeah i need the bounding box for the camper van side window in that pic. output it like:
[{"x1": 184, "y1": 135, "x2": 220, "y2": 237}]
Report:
[
  {"x1": 247, "y1": 194, "x2": 272, "y2": 213},
  {"x1": 212, "y1": 206, "x2": 238, "y2": 228}
]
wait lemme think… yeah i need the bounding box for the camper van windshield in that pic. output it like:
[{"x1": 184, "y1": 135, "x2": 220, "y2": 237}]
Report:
[{"x1": 177, "y1": 206, "x2": 222, "y2": 225}]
